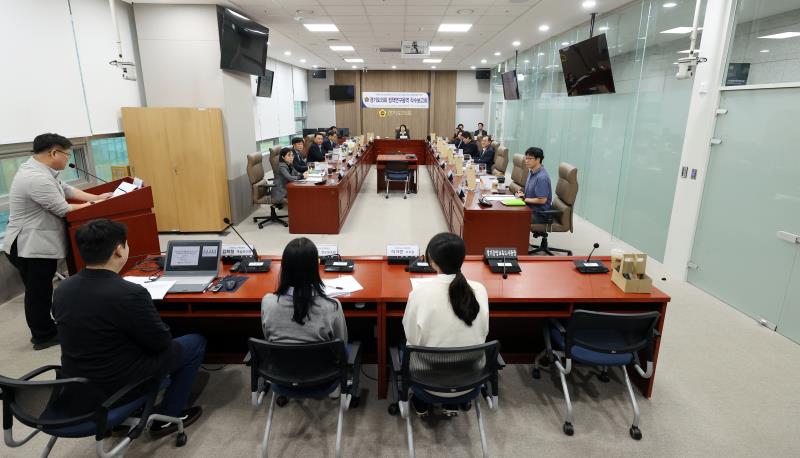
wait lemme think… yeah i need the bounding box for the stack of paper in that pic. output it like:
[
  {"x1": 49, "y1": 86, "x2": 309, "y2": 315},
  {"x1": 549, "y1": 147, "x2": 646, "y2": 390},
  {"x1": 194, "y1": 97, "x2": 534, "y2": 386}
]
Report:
[
  {"x1": 323, "y1": 276, "x2": 364, "y2": 298},
  {"x1": 123, "y1": 276, "x2": 175, "y2": 300}
]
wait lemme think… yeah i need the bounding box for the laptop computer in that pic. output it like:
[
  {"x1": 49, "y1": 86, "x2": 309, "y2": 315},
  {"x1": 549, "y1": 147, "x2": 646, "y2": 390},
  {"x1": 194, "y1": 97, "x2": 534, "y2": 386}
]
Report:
[{"x1": 163, "y1": 240, "x2": 222, "y2": 293}]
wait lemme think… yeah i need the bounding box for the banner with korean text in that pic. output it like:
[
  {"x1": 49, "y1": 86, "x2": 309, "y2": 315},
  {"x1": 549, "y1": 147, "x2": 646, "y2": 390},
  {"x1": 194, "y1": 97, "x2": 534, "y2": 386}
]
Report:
[{"x1": 361, "y1": 92, "x2": 429, "y2": 109}]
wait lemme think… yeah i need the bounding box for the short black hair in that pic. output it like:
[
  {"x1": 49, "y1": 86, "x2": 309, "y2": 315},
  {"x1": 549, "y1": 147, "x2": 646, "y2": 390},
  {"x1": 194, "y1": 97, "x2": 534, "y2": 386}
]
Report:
[
  {"x1": 525, "y1": 147, "x2": 544, "y2": 163},
  {"x1": 280, "y1": 147, "x2": 294, "y2": 160},
  {"x1": 327, "y1": 130, "x2": 336, "y2": 137},
  {"x1": 33, "y1": 133, "x2": 72, "y2": 154},
  {"x1": 462, "y1": 131, "x2": 472, "y2": 140},
  {"x1": 314, "y1": 132, "x2": 324, "y2": 138},
  {"x1": 76, "y1": 219, "x2": 128, "y2": 265},
  {"x1": 291, "y1": 137, "x2": 303, "y2": 146},
  {"x1": 478, "y1": 122, "x2": 484, "y2": 127}
]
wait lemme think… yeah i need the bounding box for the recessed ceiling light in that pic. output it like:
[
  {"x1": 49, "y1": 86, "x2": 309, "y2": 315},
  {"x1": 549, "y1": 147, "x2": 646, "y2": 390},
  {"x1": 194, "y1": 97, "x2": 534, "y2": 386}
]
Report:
[
  {"x1": 538, "y1": 25, "x2": 550, "y2": 32},
  {"x1": 512, "y1": 41, "x2": 521, "y2": 47},
  {"x1": 429, "y1": 46, "x2": 454, "y2": 52},
  {"x1": 351, "y1": 65, "x2": 357, "y2": 69},
  {"x1": 661, "y1": 27, "x2": 695, "y2": 34},
  {"x1": 456, "y1": 9, "x2": 474, "y2": 15},
  {"x1": 582, "y1": 1, "x2": 596, "y2": 8},
  {"x1": 330, "y1": 45, "x2": 354, "y2": 51},
  {"x1": 599, "y1": 26, "x2": 609, "y2": 31},
  {"x1": 312, "y1": 65, "x2": 318, "y2": 68},
  {"x1": 439, "y1": 23, "x2": 472, "y2": 32},
  {"x1": 300, "y1": 59, "x2": 306, "y2": 63},
  {"x1": 470, "y1": 65, "x2": 476, "y2": 69},
  {"x1": 758, "y1": 32, "x2": 800, "y2": 39},
  {"x1": 344, "y1": 58, "x2": 364, "y2": 63},
  {"x1": 284, "y1": 51, "x2": 291, "y2": 56},
  {"x1": 663, "y1": 2, "x2": 677, "y2": 7},
  {"x1": 431, "y1": 66, "x2": 437, "y2": 69},
  {"x1": 760, "y1": 49, "x2": 770, "y2": 52},
  {"x1": 391, "y1": 65, "x2": 397, "y2": 69},
  {"x1": 494, "y1": 52, "x2": 501, "y2": 56},
  {"x1": 480, "y1": 59, "x2": 487, "y2": 63},
  {"x1": 524, "y1": 59, "x2": 529, "y2": 63},
  {"x1": 423, "y1": 58, "x2": 442, "y2": 63},
  {"x1": 538, "y1": 52, "x2": 545, "y2": 56},
  {"x1": 304, "y1": 24, "x2": 339, "y2": 32}
]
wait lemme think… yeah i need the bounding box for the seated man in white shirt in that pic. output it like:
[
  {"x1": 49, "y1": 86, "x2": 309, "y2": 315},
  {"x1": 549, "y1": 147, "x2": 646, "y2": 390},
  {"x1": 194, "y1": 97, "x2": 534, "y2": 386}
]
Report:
[{"x1": 402, "y1": 232, "x2": 490, "y2": 416}]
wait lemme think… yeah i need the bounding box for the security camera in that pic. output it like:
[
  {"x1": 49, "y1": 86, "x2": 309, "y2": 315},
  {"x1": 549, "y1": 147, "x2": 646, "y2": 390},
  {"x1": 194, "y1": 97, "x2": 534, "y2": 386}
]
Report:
[{"x1": 675, "y1": 60, "x2": 694, "y2": 80}]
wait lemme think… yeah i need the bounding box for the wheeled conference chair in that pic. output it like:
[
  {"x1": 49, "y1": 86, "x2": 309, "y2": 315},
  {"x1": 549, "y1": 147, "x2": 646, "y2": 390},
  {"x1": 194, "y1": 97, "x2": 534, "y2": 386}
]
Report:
[
  {"x1": 246, "y1": 148, "x2": 288, "y2": 229},
  {"x1": 531, "y1": 310, "x2": 660, "y2": 440},
  {"x1": 246, "y1": 338, "x2": 363, "y2": 458},
  {"x1": 384, "y1": 161, "x2": 411, "y2": 199},
  {"x1": 0, "y1": 366, "x2": 188, "y2": 457},
  {"x1": 529, "y1": 163, "x2": 578, "y2": 256},
  {"x1": 508, "y1": 154, "x2": 527, "y2": 194},
  {"x1": 387, "y1": 341, "x2": 505, "y2": 458}
]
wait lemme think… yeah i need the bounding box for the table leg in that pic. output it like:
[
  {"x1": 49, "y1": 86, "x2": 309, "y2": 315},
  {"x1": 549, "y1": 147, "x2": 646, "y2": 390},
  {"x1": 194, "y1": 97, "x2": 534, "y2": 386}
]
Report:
[{"x1": 377, "y1": 301, "x2": 387, "y2": 399}]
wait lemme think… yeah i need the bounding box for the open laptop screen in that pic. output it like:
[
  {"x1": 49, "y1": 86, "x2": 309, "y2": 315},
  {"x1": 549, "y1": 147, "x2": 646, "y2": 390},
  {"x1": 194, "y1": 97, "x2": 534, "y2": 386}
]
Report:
[{"x1": 164, "y1": 240, "x2": 221, "y2": 273}]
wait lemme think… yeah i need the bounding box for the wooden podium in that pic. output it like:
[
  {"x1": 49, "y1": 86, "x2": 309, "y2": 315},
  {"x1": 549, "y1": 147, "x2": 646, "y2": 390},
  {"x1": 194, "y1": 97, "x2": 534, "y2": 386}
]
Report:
[{"x1": 65, "y1": 178, "x2": 160, "y2": 274}]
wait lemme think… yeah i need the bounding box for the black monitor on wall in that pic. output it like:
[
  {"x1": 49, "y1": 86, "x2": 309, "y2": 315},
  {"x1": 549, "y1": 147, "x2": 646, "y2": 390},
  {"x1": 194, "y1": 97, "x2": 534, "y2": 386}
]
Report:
[
  {"x1": 329, "y1": 85, "x2": 355, "y2": 101},
  {"x1": 217, "y1": 6, "x2": 269, "y2": 76},
  {"x1": 256, "y1": 69, "x2": 274, "y2": 97},
  {"x1": 312, "y1": 69, "x2": 327, "y2": 79},
  {"x1": 558, "y1": 33, "x2": 616, "y2": 96},
  {"x1": 501, "y1": 70, "x2": 519, "y2": 100},
  {"x1": 475, "y1": 69, "x2": 491, "y2": 79}
]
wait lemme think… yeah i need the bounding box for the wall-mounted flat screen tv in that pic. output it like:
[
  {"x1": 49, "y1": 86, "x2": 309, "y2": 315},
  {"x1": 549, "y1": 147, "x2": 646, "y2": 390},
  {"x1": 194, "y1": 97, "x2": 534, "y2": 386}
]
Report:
[
  {"x1": 312, "y1": 69, "x2": 327, "y2": 78},
  {"x1": 329, "y1": 85, "x2": 355, "y2": 101},
  {"x1": 256, "y1": 69, "x2": 274, "y2": 97},
  {"x1": 558, "y1": 33, "x2": 616, "y2": 96},
  {"x1": 501, "y1": 70, "x2": 519, "y2": 100},
  {"x1": 217, "y1": 6, "x2": 269, "y2": 76},
  {"x1": 475, "y1": 69, "x2": 491, "y2": 79}
]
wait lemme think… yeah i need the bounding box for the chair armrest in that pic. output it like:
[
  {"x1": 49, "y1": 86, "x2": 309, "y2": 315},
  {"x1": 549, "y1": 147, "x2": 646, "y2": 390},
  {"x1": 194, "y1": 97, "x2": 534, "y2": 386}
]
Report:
[
  {"x1": 654, "y1": 329, "x2": 661, "y2": 338},
  {"x1": 99, "y1": 376, "x2": 158, "y2": 412},
  {"x1": 496, "y1": 353, "x2": 506, "y2": 370},
  {"x1": 20, "y1": 365, "x2": 61, "y2": 381},
  {"x1": 347, "y1": 341, "x2": 362, "y2": 366},
  {"x1": 548, "y1": 318, "x2": 566, "y2": 334},
  {"x1": 389, "y1": 346, "x2": 402, "y2": 373},
  {"x1": 96, "y1": 375, "x2": 159, "y2": 440},
  {"x1": 243, "y1": 351, "x2": 252, "y2": 366},
  {"x1": 541, "y1": 209, "x2": 563, "y2": 215}
]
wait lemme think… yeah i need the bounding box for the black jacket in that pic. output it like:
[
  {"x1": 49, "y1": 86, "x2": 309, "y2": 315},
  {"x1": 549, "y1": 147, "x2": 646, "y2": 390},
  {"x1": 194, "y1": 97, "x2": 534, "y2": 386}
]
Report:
[
  {"x1": 475, "y1": 146, "x2": 495, "y2": 170},
  {"x1": 52, "y1": 268, "x2": 179, "y2": 397},
  {"x1": 292, "y1": 149, "x2": 309, "y2": 173},
  {"x1": 307, "y1": 143, "x2": 326, "y2": 162},
  {"x1": 461, "y1": 141, "x2": 479, "y2": 159},
  {"x1": 474, "y1": 129, "x2": 487, "y2": 137},
  {"x1": 322, "y1": 138, "x2": 335, "y2": 152}
]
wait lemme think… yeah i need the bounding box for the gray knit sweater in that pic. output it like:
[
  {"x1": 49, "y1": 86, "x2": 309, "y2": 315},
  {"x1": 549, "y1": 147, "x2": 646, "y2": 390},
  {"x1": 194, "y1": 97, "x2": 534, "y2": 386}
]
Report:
[{"x1": 260, "y1": 293, "x2": 348, "y2": 344}]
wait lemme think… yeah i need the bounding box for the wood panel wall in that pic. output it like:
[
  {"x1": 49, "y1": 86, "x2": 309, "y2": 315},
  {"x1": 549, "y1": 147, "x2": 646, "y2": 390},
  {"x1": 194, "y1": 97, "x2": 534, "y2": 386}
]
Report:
[{"x1": 332, "y1": 70, "x2": 456, "y2": 140}]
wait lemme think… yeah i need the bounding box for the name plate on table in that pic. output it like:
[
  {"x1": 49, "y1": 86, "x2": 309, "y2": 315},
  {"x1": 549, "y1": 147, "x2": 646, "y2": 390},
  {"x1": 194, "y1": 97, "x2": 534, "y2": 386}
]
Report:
[
  {"x1": 348, "y1": 158, "x2": 356, "y2": 166},
  {"x1": 317, "y1": 244, "x2": 339, "y2": 257},
  {"x1": 387, "y1": 245, "x2": 420, "y2": 257}
]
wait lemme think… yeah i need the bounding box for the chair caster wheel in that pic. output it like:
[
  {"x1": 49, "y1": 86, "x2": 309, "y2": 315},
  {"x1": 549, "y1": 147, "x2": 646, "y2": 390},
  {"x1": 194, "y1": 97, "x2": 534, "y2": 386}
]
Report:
[
  {"x1": 531, "y1": 368, "x2": 541, "y2": 379},
  {"x1": 388, "y1": 403, "x2": 400, "y2": 416},
  {"x1": 563, "y1": 422, "x2": 574, "y2": 436},
  {"x1": 252, "y1": 217, "x2": 257, "y2": 223},
  {"x1": 349, "y1": 396, "x2": 360, "y2": 409},
  {"x1": 630, "y1": 425, "x2": 642, "y2": 440},
  {"x1": 459, "y1": 402, "x2": 472, "y2": 412},
  {"x1": 276, "y1": 396, "x2": 289, "y2": 407},
  {"x1": 385, "y1": 195, "x2": 389, "y2": 199},
  {"x1": 403, "y1": 195, "x2": 407, "y2": 199},
  {"x1": 176, "y1": 432, "x2": 187, "y2": 447},
  {"x1": 598, "y1": 372, "x2": 610, "y2": 383}
]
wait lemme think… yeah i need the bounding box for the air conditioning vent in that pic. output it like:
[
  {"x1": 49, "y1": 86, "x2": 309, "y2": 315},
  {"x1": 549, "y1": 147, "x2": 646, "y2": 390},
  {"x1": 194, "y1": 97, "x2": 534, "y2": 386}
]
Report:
[{"x1": 379, "y1": 47, "x2": 401, "y2": 53}]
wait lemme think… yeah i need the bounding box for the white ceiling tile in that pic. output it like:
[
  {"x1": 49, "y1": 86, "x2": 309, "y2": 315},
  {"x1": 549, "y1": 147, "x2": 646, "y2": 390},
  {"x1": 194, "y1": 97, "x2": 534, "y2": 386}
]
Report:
[
  {"x1": 406, "y1": 5, "x2": 448, "y2": 16},
  {"x1": 484, "y1": 5, "x2": 531, "y2": 16},
  {"x1": 325, "y1": 5, "x2": 367, "y2": 16},
  {"x1": 405, "y1": 16, "x2": 445, "y2": 26},
  {"x1": 329, "y1": 15, "x2": 369, "y2": 24},
  {"x1": 371, "y1": 16, "x2": 405, "y2": 24},
  {"x1": 365, "y1": 5, "x2": 406, "y2": 16},
  {"x1": 443, "y1": 5, "x2": 490, "y2": 16}
]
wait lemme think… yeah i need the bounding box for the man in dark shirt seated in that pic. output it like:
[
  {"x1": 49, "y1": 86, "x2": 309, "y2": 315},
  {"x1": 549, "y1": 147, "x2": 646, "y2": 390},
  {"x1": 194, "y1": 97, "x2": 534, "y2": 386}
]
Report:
[
  {"x1": 515, "y1": 147, "x2": 553, "y2": 224},
  {"x1": 473, "y1": 122, "x2": 487, "y2": 137},
  {"x1": 52, "y1": 219, "x2": 206, "y2": 437},
  {"x1": 307, "y1": 132, "x2": 326, "y2": 162},
  {"x1": 291, "y1": 137, "x2": 309, "y2": 173},
  {"x1": 474, "y1": 135, "x2": 495, "y2": 171},
  {"x1": 322, "y1": 130, "x2": 337, "y2": 153},
  {"x1": 460, "y1": 131, "x2": 479, "y2": 159}
]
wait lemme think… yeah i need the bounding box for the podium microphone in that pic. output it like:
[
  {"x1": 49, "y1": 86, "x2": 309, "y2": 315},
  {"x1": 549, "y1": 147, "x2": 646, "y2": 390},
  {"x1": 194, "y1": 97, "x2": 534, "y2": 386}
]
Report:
[
  {"x1": 69, "y1": 163, "x2": 111, "y2": 185},
  {"x1": 222, "y1": 217, "x2": 258, "y2": 259},
  {"x1": 501, "y1": 255, "x2": 508, "y2": 280},
  {"x1": 574, "y1": 242, "x2": 609, "y2": 274},
  {"x1": 586, "y1": 243, "x2": 600, "y2": 262}
]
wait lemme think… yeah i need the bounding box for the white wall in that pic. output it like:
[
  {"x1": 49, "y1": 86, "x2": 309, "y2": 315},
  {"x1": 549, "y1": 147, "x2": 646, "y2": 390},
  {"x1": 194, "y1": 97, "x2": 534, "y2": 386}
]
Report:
[
  {"x1": 0, "y1": 0, "x2": 143, "y2": 144},
  {"x1": 455, "y1": 70, "x2": 491, "y2": 133},
  {"x1": 307, "y1": 71, "x2": 336, "y2": 129}
]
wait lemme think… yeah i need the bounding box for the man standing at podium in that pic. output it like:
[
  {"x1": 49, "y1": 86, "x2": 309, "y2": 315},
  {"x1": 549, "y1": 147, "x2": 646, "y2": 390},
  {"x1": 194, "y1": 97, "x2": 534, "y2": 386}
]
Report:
[{"x1": 3, "y1": 133, "x2": 111, "y2": 350}]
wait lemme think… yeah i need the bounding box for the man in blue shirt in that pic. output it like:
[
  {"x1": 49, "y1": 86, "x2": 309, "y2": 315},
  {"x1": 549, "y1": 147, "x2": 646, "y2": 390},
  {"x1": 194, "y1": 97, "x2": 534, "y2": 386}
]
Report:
[{"x1": 515, "y1": 147, "x2": 552, "y2": 224}]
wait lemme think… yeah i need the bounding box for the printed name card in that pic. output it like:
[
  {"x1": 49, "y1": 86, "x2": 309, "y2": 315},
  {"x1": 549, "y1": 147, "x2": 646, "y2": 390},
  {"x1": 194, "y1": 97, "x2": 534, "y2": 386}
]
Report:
[
  {"x1": 386, "y1": 244, "x2": 420, "y2": 257},
  {"x1": 316, "y1": 244, "x2": 339, "y2": 257}
]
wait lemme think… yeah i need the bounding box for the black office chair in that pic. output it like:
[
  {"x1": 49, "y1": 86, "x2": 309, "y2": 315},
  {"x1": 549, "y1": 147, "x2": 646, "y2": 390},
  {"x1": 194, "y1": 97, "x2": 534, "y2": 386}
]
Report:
[
  {"x1": 384, "y1": 161, "x2": 411, "y2": 199},
  {"x1": 246, "y1": 338, "x2": 363, "y2": 458},
  {"x1": 0, "y1": 366, "x2": 187, "y2": 458},
  {"x1": 531, "y1": 310, "x2": 660, "y2": 440},
  {"x1": 387, "y1": 341, "x2": 505, "y2": 458}
]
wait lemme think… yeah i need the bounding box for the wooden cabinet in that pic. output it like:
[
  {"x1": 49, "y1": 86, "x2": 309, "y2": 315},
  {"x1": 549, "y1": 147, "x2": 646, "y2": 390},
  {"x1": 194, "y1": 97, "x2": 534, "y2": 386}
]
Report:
[{"x1": 122, "y1": 107, "x2": 231, "y2": 232}]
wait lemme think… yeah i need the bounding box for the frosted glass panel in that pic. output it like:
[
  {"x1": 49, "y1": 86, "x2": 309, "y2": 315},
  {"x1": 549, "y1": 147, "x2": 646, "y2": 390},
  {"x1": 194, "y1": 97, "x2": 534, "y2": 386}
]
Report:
[
  {"x1": 689, "y1": 88, "x2": 800, "y2": 325},
  {"x1": 778, "y1": 249, "x2": 800, "y2": 344}
]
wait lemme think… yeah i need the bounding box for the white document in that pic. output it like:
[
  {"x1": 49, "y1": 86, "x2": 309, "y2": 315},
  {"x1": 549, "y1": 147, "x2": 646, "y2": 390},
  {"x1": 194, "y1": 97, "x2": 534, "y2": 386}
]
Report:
[
  {"x1": 298, "y1": 177, "x2": 325, "y2": 184},
  {"x1": 323, "y1": 275, "x2": 364, "y2": 298},
  {"x1": 132, "y1": 177, "x2": 144, "y2": 189},
  {"x1": 410, "y1": 277, "x2": 436, "y2": 290},
  {"x1": 481, "y1": 195, "x2": 517, "y2": 201},
  {"x1": 316, "y1": 244, "x2": 339, "y2": 257},
  {"x1": 170, "y1": 246, "x2": 200, "y2": 266},
  {"x1": 123, "y1": 277, "x2": 176, "y2": 300},
  {"x1": 112, "y1": 181, "x2": 137, "y2": 197}
]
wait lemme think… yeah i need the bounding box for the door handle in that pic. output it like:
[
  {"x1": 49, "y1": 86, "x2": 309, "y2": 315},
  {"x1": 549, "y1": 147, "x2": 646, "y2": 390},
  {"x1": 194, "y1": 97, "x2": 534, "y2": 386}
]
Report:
[{"x1": 777, "y1": 231, "x2": 800, "y2": 244}]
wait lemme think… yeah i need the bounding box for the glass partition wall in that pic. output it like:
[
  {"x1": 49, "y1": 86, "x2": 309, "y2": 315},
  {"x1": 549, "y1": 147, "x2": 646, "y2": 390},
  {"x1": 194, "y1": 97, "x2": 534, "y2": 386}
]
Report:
[{"x1": 488, "y1": 0, "x2": 704, "y2": 261}]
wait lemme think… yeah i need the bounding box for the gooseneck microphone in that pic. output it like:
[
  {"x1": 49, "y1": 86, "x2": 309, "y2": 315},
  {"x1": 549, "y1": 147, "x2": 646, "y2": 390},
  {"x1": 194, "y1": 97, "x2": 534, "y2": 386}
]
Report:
[
  {"x1": 501, "y1": 255, "x2": 508, "y2": 280},
  {"x1": 586, "y1": 242, "x2": 600, "y2": 262},
  {"x1": 222, "y1": 217, "x2": 258, "y2": 259},
  {"x1": 69, "y1": 163, "x2": 110, "y2": 184}
]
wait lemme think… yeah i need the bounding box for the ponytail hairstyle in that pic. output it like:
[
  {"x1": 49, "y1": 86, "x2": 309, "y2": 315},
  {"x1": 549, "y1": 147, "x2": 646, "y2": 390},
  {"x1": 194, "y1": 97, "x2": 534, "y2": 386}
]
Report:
[
  {"x1": 425, "y1": 233, "x2": 480, "y2": 326},
  {"x1": 276, "y1": 237, "x2": 338, "y2": 325}
]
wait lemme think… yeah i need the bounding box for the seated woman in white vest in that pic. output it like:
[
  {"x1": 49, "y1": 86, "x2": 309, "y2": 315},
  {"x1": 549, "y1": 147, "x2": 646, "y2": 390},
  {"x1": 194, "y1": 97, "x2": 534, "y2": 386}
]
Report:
[
  {"x1": 395, "y1": 124, "x2": 410, "y2": 139},
  {"x1": 402, "y1": 232, "x2": 489, "y2": 416}
]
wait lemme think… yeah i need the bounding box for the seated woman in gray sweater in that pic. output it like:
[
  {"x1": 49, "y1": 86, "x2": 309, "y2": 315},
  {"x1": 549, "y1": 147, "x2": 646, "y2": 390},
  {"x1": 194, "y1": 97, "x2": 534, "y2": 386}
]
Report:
[
  {"x1": 271, "y1": 147, "x2": 308, "y2": 204},
  {"x1": 261, "y1": 237, "x2": 347, "y2": 344}
]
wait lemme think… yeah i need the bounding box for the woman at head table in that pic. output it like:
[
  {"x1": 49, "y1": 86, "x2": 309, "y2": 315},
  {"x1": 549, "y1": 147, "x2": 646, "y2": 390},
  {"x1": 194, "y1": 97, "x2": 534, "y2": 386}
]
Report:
[
  {"x1": 396, "y1": 124, "x2": 410, "y2": 140},
  {"x1": 271, "y1": 147, "x2": 309, "y2": 204}
]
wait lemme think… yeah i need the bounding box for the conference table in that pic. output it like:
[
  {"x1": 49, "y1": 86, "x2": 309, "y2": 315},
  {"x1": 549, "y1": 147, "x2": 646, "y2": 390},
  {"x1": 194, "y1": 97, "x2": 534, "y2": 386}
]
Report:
[
  {"x1": 136, "y1": 256, "x2": 670, "y2": 400},
  {"x1": 285, "y1": 139, "x2": 531, "y2": 256}
]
